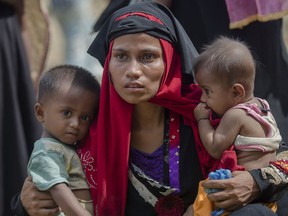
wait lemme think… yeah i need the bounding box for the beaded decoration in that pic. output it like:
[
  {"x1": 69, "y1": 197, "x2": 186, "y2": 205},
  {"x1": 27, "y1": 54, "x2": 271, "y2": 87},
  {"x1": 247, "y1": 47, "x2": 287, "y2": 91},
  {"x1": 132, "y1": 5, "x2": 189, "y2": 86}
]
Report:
[{"x1": 261, "y1": 159, "x2": 288, "y2": 185}]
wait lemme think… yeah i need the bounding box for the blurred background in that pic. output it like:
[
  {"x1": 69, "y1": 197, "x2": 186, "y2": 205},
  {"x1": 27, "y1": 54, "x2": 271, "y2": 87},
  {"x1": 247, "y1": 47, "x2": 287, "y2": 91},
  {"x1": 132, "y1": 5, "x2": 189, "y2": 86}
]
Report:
[
  {"x1": 44, "y1": 0, "x2": 108, "y2": 81},
  {"x1": 1, "y1": 0, "x2": 288, "y2": 215}
]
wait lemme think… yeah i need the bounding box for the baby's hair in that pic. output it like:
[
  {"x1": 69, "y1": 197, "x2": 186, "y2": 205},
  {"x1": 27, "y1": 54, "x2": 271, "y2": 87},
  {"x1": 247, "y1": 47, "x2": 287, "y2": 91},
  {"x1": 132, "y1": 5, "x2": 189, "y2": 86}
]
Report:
[
  {"x1": 37, "y1": 64, "x2": 100, "y2": 103},
  {"x1": 193, "y1": 36, "x2": 256, "y2": 95}
]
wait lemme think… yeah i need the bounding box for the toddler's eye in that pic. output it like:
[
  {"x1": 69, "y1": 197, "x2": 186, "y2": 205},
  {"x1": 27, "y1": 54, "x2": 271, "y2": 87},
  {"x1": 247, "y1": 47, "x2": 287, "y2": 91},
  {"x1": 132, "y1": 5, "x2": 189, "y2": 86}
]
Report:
[
  {"x1": 62, "y1": 110, "x2": 71, "y2": 117},
  {"x1": 81, "y1": 115, "x2": 91, "y2": 121}
]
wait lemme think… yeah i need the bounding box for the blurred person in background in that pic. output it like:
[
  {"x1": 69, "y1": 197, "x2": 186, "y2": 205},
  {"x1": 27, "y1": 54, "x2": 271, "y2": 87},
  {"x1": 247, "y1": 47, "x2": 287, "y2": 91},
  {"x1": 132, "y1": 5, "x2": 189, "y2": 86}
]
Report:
[
  {"x1": 48, "y1": 0, "x2": 104, "y2": 80},
  {"x1": 0, "y1": 0, "x2": 49, "y2": 215}
]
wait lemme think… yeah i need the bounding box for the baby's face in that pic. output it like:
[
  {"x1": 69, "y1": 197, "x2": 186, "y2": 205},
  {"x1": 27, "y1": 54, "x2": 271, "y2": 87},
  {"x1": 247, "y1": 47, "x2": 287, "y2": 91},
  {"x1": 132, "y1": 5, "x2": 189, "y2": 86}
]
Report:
[
  {"x1": 38, "y1": 86, "x2": 98, "y2": 145},
  {"x1": 195, "y1": 70, "x2": 235, "y2": 116}
]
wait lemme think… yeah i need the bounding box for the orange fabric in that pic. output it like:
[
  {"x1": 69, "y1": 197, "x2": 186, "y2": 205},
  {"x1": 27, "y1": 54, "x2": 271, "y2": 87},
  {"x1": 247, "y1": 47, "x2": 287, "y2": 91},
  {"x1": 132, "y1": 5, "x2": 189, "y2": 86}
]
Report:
[
  {"x1": 193, "y1": 180, "x2": 277, "y2": 216},
  {"x1": 193, "y1": 180, "x2": 213, "y2": 216}
]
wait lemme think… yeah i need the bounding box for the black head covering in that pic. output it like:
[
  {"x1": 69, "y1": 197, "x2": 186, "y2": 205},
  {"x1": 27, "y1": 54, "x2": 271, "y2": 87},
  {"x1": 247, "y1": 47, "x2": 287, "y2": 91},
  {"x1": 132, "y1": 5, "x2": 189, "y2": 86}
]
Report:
[
  {"x1": 88, "y1": 1, "x2": 198, "y2": 83},
  {"x1": 92, "y1": 0, "x2": 130, "y2": 32}
]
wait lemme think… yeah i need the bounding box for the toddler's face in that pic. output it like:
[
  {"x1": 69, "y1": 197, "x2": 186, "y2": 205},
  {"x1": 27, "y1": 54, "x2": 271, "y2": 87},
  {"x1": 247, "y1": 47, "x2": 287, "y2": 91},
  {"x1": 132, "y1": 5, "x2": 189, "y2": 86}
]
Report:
[{"x1": 37, "y1": 86, "x2": 98, "y2": 145}]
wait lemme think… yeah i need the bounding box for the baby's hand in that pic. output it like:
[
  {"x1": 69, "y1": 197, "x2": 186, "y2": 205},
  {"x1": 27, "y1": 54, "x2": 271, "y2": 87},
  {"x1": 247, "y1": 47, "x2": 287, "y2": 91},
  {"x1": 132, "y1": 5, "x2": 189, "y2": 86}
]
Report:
[{"x1": 194, "y1": 102, "x2": 210, "y2": 121}]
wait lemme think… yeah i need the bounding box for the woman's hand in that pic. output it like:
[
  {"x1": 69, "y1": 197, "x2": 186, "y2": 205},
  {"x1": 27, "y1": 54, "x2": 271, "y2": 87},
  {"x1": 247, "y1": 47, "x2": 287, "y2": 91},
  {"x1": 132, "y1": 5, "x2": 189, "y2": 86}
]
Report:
[
  {"x1": 20, "y1": 176, "x2": 59, "y2": 216},
  {"x1": 202, "y1": 171, "x2": 259, "y2": 211},
  {"x1": 183, "y1": 204, "x2": 194, "y2": 216}
]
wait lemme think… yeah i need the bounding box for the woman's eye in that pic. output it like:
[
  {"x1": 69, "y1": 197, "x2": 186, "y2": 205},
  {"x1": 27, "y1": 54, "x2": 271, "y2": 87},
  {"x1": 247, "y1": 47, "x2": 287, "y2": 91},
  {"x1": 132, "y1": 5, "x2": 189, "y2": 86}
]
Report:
[
  {"x1": 116, "y1": 53, "x2": 127, "y2": 61},
  {"x1": 142, "y1": 53, "x2": 155, "y2": 61},
  {"x1": 62, "y1": 110, "x2": 71, "y2": 117}
]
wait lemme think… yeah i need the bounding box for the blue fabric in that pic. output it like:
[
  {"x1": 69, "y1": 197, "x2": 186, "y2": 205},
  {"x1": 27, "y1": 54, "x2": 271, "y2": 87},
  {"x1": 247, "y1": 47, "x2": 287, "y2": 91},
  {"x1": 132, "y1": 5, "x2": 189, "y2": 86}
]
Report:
[
  {"x1": 205, "y1": 169, "x2": 231, "y2": 216},
  {"x1": 205, "y1": 169, "x2": 231, "y2": 194}
]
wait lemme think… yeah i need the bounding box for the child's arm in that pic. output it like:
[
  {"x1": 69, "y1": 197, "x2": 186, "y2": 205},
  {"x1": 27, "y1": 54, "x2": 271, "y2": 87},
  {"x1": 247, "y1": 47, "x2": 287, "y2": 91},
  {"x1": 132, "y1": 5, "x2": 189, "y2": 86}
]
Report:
[
  {"x1": 194, "y1": 104, "x2": 242, "y2": 159},
  {"x1": 50, "y1": 183, "x2": 92, "y2": 216}
]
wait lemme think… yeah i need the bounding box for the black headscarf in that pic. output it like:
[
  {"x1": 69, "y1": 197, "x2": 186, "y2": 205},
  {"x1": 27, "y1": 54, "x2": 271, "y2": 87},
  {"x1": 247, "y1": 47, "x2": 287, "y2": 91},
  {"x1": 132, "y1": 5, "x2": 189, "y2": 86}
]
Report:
[
  {"x1": 88, "y1": 1, "x2": 198, "y2": 84},
  {"x1": 92, "y1": 0, "x2": 130, "y2": 32}
]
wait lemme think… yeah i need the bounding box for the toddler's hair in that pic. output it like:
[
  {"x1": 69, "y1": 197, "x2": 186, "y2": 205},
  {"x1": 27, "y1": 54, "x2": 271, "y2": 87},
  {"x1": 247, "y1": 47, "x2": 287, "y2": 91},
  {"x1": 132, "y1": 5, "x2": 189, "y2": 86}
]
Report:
[{"x1": 37, "y1": 64, "x2": 100, "y2": 103}]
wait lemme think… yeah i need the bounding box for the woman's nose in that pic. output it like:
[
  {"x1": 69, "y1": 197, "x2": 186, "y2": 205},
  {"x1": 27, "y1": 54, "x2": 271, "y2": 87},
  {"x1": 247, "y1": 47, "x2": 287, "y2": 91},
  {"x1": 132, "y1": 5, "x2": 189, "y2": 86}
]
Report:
[{"x1": 126, "y1": 59, "x2": 142, "y2": 79}]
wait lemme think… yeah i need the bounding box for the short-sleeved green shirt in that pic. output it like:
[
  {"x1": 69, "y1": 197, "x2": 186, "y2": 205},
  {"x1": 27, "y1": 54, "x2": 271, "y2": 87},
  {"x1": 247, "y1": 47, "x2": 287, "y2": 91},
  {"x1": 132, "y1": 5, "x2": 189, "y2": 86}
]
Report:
[{"x1": 27, "y1": 138, "x2": 89, "y2": 191}]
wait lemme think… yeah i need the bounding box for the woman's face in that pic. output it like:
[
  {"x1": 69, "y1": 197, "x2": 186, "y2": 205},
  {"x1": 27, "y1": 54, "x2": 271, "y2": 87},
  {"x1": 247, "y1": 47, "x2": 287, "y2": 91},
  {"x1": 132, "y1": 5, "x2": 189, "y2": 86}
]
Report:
[{"x1": 109, "y1": 33, "x2": 165, "y2": 104}]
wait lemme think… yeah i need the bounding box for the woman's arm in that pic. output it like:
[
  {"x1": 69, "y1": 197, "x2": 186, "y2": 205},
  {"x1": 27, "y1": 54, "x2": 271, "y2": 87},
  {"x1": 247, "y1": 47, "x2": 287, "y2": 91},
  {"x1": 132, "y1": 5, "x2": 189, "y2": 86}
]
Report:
[
  {"x1": 11, "y1": 177, "x2": 59, "y2": 216},
  {"x1": 202, "y1": 144, "x2": 288, "y2": 211},
  {"x1": 202, "y1": 171, "x2": 258, "y2": 211},
  {"x1": 249, "y1": 143, "x2": 288, "y2": 202},
  {"x1": 11, "y1": 193, "x2": 29, "y2": 216},
  {"x1": 11, "y1": 177, "x2": 92, "y2": 216}
]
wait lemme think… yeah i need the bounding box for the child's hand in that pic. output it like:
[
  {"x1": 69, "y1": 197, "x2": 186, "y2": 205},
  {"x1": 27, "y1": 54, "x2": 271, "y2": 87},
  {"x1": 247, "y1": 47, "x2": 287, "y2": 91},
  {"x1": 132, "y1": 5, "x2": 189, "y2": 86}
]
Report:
[{"x1": 194, "y1": 102, "x2": 210, "y2": 121}]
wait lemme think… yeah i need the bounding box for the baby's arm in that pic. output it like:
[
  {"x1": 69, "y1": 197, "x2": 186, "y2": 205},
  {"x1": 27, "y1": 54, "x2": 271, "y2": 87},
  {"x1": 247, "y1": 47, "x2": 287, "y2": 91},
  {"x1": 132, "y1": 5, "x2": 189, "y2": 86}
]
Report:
[
  {"x1": 50, "y1": 183, "x2": 91, "y2": 216},
  {"x1": 194, "y1": 104, "x2": 242, "y2": 159}
]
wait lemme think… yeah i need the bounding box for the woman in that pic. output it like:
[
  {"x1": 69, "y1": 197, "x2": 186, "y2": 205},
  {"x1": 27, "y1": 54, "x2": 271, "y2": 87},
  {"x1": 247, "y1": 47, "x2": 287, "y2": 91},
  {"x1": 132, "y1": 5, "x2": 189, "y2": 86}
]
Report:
[{"x1": 12, "y1": 2, "x2": 288, "y2": 216}]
